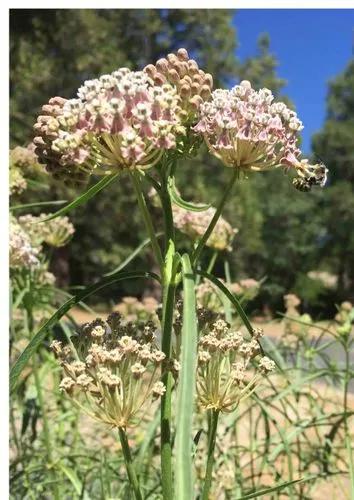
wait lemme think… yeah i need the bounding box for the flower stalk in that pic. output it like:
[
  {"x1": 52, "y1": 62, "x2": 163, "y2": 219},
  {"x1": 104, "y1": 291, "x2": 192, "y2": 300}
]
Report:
[
  {"x1": 130, "y1": 171, "x2": 164, "y2": 273},
  {"x1": 118, "y1": 427, "x2": 143, "y2": 500},
  {"x1": 192, "y1": 169, "x2": 238, "y2": 268},
  {"x1": 201, "y1": 409, "x2": 220, "y2": 500}
]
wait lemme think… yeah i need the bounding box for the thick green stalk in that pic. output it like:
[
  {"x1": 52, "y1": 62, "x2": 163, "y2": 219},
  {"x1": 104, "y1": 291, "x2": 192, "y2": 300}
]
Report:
[
  {"x1": 118, "y1": 427, "x2": 143, "y2": 500},
  {"x1": 191, "y1": 169, "x2": 238, "y2": 268},
  {"x1": 201, "y1": 410, "x2": 220, "y2": 500},
  {"x1": 159, "y1": 165, "x2": 178, "y2": 500},
  {"x1": 130, "y1": 171, "x2": 164, "y2": 273},
  {"x1": 160, "y1": 275, "x2": 176, "y2": 500}
]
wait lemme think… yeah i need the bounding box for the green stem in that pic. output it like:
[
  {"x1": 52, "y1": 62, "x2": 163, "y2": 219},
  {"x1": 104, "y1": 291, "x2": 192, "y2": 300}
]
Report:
[
  {"x1": 206, "y1": 250, "x2": 218, "y2": 274},
  {"x1": 201, "y1": 409, "x2": 220, "y2": 500},
  {"x1": 192, "y1": 169, "x2": 238, "y2": 268},
  {"x1": 130, "y1": 171, "x2": 164, "y2": 273},
  {"x1": 118, "y1": 427, "x2": 143, "y2": 500},
  {"x1": 159, "y1": 163, "x2": 178, "y2": 500},
  {"x1": 26, "y1": 308, "x2": 60, "y2": 500},
  {"x1": 160, "y1": 276, "x2": 176, "y2": 500}
]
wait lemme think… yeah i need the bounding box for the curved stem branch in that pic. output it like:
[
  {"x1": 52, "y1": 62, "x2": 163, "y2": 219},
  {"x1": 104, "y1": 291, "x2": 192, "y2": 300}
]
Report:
[
  {"x1": 192, "y1": 169, "x2": 238, "y2": 268},
  {"x1": 130, "y1": 171, "x2": 164, "y2": 273}
]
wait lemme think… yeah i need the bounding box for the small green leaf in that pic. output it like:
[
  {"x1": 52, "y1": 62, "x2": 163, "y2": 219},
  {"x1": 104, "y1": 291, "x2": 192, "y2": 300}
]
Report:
[
  {"x1": 10, "y1": 200, "x2": 68, "y2": 211},
  {"x1": 168, "y1": 177, "x2": 210, "y2": 212},
  {"x1": 38, "y1": 173, "x2": 119, "y2": 222},
  {"x1": 58, "y1": 463, "x2": 83, "y2": 495},
  {"x1": 175, "y1": 254, "x2": 198, "y2": 500},
  {"x1": 10, "y1": 270, "x2": 160, "y2": 392}
]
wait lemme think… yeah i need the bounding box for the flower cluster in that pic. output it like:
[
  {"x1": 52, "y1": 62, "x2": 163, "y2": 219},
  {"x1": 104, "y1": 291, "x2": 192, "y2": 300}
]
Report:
[
  {"x1": 282, "y1": 294, "x2": 312, "y2": 346},
  {"x1": 229, "y1": 279, "x2": 260, "y2": 299},
  {"x1": 194, "y1": 80, "x2": 328, "y2": 189},
  {"x1": 335, "y1": 301, "x2": 353, "y2": 337},
  {"x1": 173, "y1": 205, "x2": 237, "y2": 251},
  {"x1": 196, "y1": 278, "x2": 260, "y2": 313},
  {"x1": 52, "y1": 313, "x2": 166, "y2": 428},
  {"x1": 9, "y1": 145, "x2": 39, "y2": 195},
  {"x1": 113, "y1": 296, "x2": 159, "y2": 323},
  {"x1": 144, "y1": 48, "x2": 213, "y2": 123},
  {"x1": 10, "y1": 219, "x2": 40, "y2": 269},
  {"x1": 196, "y1": 317, "x2": 275, "y2": 412},
  {"x1": 18, "y1": 214, "x2": 75, "y2": 248},
  {"x1": 10, "y1": 144, "x2": 39, "y2": 169},
  {"x1": 33, "y1": 69, "x2": 186, "y2": 182}
]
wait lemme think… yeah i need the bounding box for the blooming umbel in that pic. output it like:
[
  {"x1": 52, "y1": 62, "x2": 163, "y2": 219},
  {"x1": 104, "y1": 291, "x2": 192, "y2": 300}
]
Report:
[
  {"x1": 10, "y1": 219, "x2": 40, "y2": 269},
  {"x1": 194, "y1": 80, "x2": 328, "y2": 190},
  {"x1": 18, "y1": 214, "x2": 75, "y2": 248},
  {"x1": 196, "y1": 317, "x2": 275, "y2": 412},
  {"x1": 9, "y1": 145, "x2": 39, "y2": 195},
  {"x1": 173, "y1": 205, "x2": 237, "y2": 251},
  {"x1": 33, "y1": 69, "x2": 186, "y2": 183},
  {"x1": 144, "y1": 48, "x2": 213, "y2": 124},
  {"x1": 52, "y1": 313, "x2": 166, "y2": 428}
]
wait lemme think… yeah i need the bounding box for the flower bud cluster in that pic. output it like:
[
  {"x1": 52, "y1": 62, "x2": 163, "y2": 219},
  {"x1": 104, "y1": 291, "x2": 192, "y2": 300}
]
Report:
[
  {"x1": 335, "y1": 301, "x2": 353, "y2": 337},
  {"x1": 113, "y1": 296, "x2": 159, "y2": 323},
  {"x1": 52, "y1": 313, "x2": 166, "y2": 428},
  {"x1": 10, "y1": 144, "x2": 39, "y2": 169},
  {"x1": 9, "y1": 145, "x2": 39, "y2": 195},
  {"x1": 194, "y1": 80, "x2": 327, "y2": 188},
  {"x1": 18, "y1": 214, "x2": 75, "y2": 248},
  {"x1": 144, "y1": 48, "x2": 213, "y2": 123},
  {"x1": 34, "y1": 69, "x2": 186, "y2": 182},
  {"x1": 228, "y1": 278, "x2": 260, "y2": 300},
  {"x1": 196, "y1": 278, "x2": 260, "y2": 313},
  {"x1": 196, "y1": 316, "x2": 275, "y2": 412},
  {"x1": 10, "y1": 219, "x2": 40, "y2": 269}
]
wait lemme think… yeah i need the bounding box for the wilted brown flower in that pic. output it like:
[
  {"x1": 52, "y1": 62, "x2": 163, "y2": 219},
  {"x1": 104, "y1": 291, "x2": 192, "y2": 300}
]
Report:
[{"x1": 52, "y1": 314, "x2": 166, "y2": 428}]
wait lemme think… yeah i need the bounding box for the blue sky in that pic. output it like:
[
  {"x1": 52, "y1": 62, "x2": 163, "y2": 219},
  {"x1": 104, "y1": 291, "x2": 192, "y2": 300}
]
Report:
[{"x1": 233, "y1": 9, "x2": 354, "y2": 153}]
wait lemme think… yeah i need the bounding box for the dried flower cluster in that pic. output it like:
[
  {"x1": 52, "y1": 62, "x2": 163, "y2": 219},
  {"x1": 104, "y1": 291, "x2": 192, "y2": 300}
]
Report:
[
  {"x1": 173, "y1": 205, "x2": 237, "y2": 251},
  {"x1": 144, "y1": 48, "x2": 213, "y2": 123},
  {"x1": 52, "y1": 313, "x2": 166, "y2": 428},
  {"x1": 194, "y1": 80, "x2": 328, "y2": 189},
  {"x1": 196, "y1": 317, "x2": 275, "y2": 412},
  {"x1": 33, "y1": 68, "x2": 188, "y2": 182}
]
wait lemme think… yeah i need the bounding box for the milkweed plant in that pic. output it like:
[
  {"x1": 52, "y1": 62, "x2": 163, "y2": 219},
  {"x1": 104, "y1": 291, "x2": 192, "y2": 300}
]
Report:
[{"x1": 10, "y1": 48, "x2": 330, "y2": 500}]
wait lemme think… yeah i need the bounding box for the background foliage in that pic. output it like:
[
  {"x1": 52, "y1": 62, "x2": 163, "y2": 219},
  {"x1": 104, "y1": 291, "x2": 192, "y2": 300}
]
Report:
[{"x1": 10, "y1": 9, "x2": 354, "y2": 314}]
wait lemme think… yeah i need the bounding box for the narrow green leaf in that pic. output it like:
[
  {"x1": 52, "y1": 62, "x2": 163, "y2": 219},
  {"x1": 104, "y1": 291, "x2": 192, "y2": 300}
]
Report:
[
  {"x1": 168, "y1": 177, "x2": 210, "y2": 212},
  {"x1": 10, "y1": 200, "x2": 68, "y2": 211},
  {"x1": 197, "y1": 270, "x2": 254, "y2": 336},
  {"x1": 175, "y1": 254, "x2": 198, "y2": 500},
  {"x1": 38, "y1": 173, "x2": 119, "y2": 222},
  {"x1": 10, "y1": 270, "x2": 159, "y2": 392},
  {"x1": 58, "y1": 463, "x2": 83, "y2": 495},
  {"x1": 236, "y1": 475, "x2": 318, "y2": 499}
]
